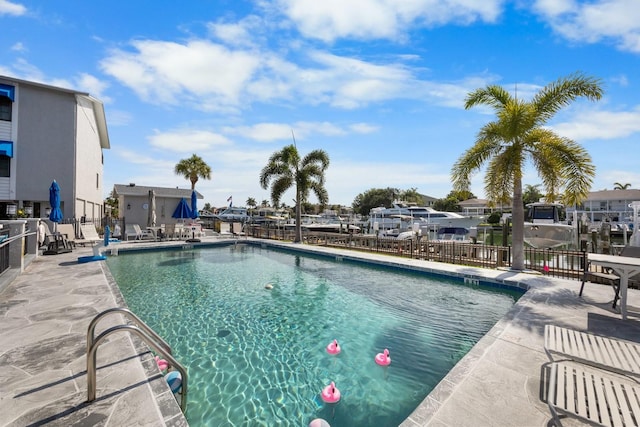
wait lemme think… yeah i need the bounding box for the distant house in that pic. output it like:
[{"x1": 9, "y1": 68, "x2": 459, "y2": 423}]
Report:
[
  {"x1": 0, "y1": 75, "x2": 110, "y2": 220},
  {"x1": 113, "y1": 184, "x2": 203, "y2": 226},
  {"x1": 419, "y1": 194, "x2": 437, "y2": 207},
  {"x1": 567, "y1": 189, "x2": 640, "y2": 223},
  {"x1": 459, "y1": 198, "x2": 491, "y2": 216},
  {"x1": 458, "y1": 198, "x2": 511, "y2": 216}
]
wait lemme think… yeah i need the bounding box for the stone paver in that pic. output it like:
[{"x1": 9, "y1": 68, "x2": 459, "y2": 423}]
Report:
[{"x1": 1, "y1": 238, "x2": 639, "y2": 426}]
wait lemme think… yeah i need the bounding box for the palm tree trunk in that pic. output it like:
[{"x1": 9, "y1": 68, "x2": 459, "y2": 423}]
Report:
[
  {"x1": 294, "y1": 188, "x2": 302, "y2": 243},
  {"x1": 511, "y1": 178, "x2": 525, "y2": 270}
]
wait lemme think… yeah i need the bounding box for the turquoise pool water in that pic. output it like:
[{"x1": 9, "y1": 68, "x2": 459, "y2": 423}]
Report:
[{"x1": 106, "y1": 244, "x2": 522, "y2": 426}]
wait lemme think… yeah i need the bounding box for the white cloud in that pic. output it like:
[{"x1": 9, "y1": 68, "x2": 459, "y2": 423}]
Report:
[
  {"x1": 148, "y1": 129, "x2": 233, "y2": 152},
  {"x1": 533, "y1": 0, "x2": 640, "y2": 53},
  {"x1": 10, "y1": 42, "x2": 26, "y2": 52},
  {"x1": 0, "y1": 0, "x2": 26, "y2": 16},
  {"x1": 276, "y1": 0, "x2": 503, "y2": 42},
  {"x1": 76, "y1": 73, "x2": 111, "y2": 103},
  {"x1": 222, "y1": 121, "x2": 379, "y2": 142},
  {"x1": 551, "y1": 107, "x2": 640, "y2": 140},
  {"x1": 100, "y1": 25, "x2": 497, "y2": 114},
  {"x1": 224, "y1": 123, "x2": 293, "y2": 142},
  {"x1": 349, "y1": 123, "x2": 379, "y2": 134},
  {"x1": 100, "y1": 39, "x2": 261, "y2": 112},
  {"x1": 207, "y1": 16, "x2": 264, "y2": 47}
]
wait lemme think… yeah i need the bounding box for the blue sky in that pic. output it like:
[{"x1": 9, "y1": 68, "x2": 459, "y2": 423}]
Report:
[{"x1": 2, "y1": 1, "x2": 640, "y2": 208}]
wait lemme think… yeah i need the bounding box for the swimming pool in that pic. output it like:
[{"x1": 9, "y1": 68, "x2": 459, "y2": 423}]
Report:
[{"x1": 107, "y1": 244, "x2": 522, "y2": 426}]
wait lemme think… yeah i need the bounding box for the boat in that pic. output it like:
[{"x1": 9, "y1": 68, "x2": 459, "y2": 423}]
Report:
[
  {"x1": 435, "y1": 227, "x2": 473, "y2": 242},
  {"x1": 367, "y1": 202, "x2": 483, "y2": 234},
  {"x1": 284, "y1": 213, "x2": 361, "y2": 234},
  {"x1": 523, "y1": 202, "x2": 576, "y2": 249},
  {"x1": 249, "y1": 207, "x2": 290, "y2": 225},
  {"x1": 215, "y1": 207, "x2": 250, "y2": 222}
]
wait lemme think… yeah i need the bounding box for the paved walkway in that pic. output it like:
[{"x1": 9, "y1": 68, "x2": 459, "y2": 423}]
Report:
[{"x1": 1, "y1": 238, "x2": 639, "y2": 426}]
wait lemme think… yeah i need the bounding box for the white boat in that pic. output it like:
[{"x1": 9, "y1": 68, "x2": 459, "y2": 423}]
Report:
[
  {"x1": 524, "y1": 202, "x2": 575, "y2": 249},
  {"x1": 249, "y1": 207, "x2": 289, "y2": 225},
  {"x1": 435, "y1": 227, "x2": 473, "y2": 243},
  {"x1": 368, "y1": 203, "x2": 483, "y2": 233},
  {"x1": 284, "y1": 214, "x2": 360, "y2": 233},
  {"x1": 215, "y1": 207, "x2": 250, "y2": 222}
]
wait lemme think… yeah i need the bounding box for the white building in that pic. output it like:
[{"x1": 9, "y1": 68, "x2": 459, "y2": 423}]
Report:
[
  {"x1": 567, "y1": 189, "x2": 640, "y2": 224},
  {"x1": 0, "y1": 75, "x2": 110, "y2": 220}
]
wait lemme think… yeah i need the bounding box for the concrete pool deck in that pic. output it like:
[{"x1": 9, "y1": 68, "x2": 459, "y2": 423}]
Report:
[{"x1": 1, "y1": 238, "x2": 639, "y2": 426}]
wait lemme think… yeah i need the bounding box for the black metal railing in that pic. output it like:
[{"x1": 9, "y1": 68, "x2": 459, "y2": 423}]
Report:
[{"x1": 246, "y1": 226, "x2": 588, "y2": 279}]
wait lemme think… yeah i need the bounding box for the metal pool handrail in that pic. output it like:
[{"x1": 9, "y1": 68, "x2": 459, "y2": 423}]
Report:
[
  {"x1": 86, "y1": 307, "x2": 172, "y2": 355},
  {"x1": 86, "y1": 308, "x2": 188, "y2": 412}
]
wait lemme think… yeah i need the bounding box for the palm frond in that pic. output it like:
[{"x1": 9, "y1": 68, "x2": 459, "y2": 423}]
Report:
[
  {"x1": 532, "y1": 72, "x2": 604, "y2": 124},
  {"x1": 464, "y1": 85, "x2": 512, "y2": 111}
]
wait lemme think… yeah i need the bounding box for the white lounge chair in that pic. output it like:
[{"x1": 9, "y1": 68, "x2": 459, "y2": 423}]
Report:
[
  {"x1": 232, "y1": 222, "x2": 245, "y2": 238},
  {"x1": 544, "y1": 324, "x2": 640, "y2": 378},
  {"x1": 547, "y1": 362, "x2": 640, "y2": 427},
  {"x1": 79, "y1": 223, "x2": 103, "y2": 245}
]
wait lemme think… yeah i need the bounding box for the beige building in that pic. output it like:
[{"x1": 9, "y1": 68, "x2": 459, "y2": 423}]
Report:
[{"x1": 113, "y1": 184, "x2": 203, "y2": 227}]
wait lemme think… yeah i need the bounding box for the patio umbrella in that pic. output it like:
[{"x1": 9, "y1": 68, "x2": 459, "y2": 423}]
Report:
[
  {"x1": 148, "y1": 190, "x2": 157, "y2": 227},
  {"x1": 190, "y1": 190, "x2": 199, "y2": 220},
  {"x1": 48, "y1": 180, "x2": 63, "y2": 232},
  {"x1": 172, "y1": 198, "x2": 192, "y2": 220}
]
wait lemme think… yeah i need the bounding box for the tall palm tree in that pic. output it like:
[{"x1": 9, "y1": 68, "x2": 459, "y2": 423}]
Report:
[
  {"x1": 452, "y1": 73, "x2": 603, "y2": 270},
  {"x1": 260, "y1": 144, "x2": 330, "y2": 243},
  {"x1": 174, "y1": 154, "x2": 212, "y2": 189},
  {"x1": 614, "y1": 182, "x2": 632, "y2": 190}
]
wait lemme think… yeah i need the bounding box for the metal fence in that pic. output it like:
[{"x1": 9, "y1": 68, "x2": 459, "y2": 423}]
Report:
[{"x1": 246, "y1": 225, "x2": 587, "y2": 279}]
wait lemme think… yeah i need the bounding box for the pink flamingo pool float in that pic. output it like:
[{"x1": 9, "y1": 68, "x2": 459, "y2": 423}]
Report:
[
  {"x1": 375, "y1": 348, "x2": 391, "y2": 366},
  {"x1": 321, "y1": 381, "x2": 341, "y2": 403},
  {"x1": 155, "y1": 355, "x2": 169, "y2": 372},
  {"x1": 326, "y1": 339, "x2": 341, "y2": 355}
]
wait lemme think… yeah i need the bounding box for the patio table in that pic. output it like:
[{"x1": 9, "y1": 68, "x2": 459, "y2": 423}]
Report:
[{"x1": 588, "y1": 253, "x2": 640, "y2": 320}]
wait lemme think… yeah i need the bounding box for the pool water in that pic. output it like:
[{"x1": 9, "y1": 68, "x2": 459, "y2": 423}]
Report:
[{"x1": 106, "y1": 245, "x2": 521, "y2": 427}]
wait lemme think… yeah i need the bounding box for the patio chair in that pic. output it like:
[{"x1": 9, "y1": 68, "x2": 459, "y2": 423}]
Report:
[
  {"x1": 579, "y1": 245, "x2": 640, "y2": 309},
  {"x1": 57, "y1": 223, "x2": 78, "y2": 248},
  {"x1": 232, "y1": 222, "x2": 245, "y2": 238},
  {"x1": 219, "y1": 222, "x2": 232, "y2": 236},
  {"x1": 546, "y1": 362, "x2": 640, "y2": 427},
  {"x1": 132, "y1": 224, "x2": 154, "y2": 240},
  {"x1": 79, "y1": 223, "x2": 103, "y2": 245},
  {"x1": 544, "y1": 324, "x2": 640, "y2": 378}
]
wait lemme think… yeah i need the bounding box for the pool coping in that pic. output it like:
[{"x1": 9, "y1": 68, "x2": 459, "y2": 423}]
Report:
[{"x1": 4, "y1": 237, "x2": 638, "y2": 426}]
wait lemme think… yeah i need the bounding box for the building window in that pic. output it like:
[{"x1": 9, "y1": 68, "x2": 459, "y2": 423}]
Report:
[
  {"x1": 96, "y1": 173, "x2": 99, "y2": 189},
  {"x1": 0, "y1": 97, "x2": 11, "y2": 121},
  {"x1": 0, "y1": 155, "x2": 10, "y2": 177}
]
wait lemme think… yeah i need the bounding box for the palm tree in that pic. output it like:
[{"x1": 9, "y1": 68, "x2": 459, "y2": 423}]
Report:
[
  {"x1": 614, "y1": 182, "x2": 632, "y2": 190},
  {"x1": 452, "y1": 73, "x2": 603, "y2": 270},
  {"x1": 260, "y1": 144, "x2": 330, "y2": 243},
  {"x1": 246, "y1": 197, "x2": 257, "y2": 215},
  {"x1": 174, "y1": 154, "x2": 212, "y2": 189}
]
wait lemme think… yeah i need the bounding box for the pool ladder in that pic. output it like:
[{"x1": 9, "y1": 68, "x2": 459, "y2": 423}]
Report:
[{"x1": 86, "y1": 307, "x2": 188, "y2": 412}]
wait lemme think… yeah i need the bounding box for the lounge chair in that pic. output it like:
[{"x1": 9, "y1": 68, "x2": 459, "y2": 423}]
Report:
[
  {"x1": 544, "y1": 324, "x2": 640, "y2": 378},
  {"x1": 232, "y1": 222, "x2": 245, "y2": 238},
  {"x1": 57, "y1": 223, "x2": 78, "y2": 248},
  {"x1": 547, "y1": 362, "x2": 640, "y2": 427},
  {"x1": 79, "y1": 223, "x2": 103, "y2": 245},
  {"x1": 579, "y1": 245, "x2": 640, "y2": 308},
  {"x1": 219, "y1": 222, "x2": 232, "y2": 236},
  {"x1": 133, "y1": 224, "x2": 154, "y2": 240}
]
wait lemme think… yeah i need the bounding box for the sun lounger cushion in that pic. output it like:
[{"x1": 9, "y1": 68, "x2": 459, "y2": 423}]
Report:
[
  {"x1": 547, "y1": 362, "x2": 640, "y2": 427},
  {"x1": 544, "y1": 325, "x2": 640, "y2": 378}
]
